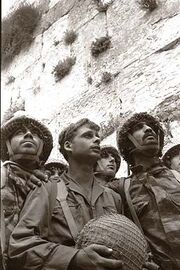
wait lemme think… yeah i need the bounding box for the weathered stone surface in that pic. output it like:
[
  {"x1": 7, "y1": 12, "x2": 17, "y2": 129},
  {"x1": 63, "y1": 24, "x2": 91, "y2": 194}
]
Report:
[{"x1": 2, "y1": 0, "x2": 180, "y2": 174}]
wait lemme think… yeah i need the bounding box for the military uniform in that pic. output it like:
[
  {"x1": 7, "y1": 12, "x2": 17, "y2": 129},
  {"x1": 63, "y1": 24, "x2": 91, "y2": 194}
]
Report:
[
  {"x1": 8, "y1": 173, "x2": 122, "y2": 270},
  {"x1": 109, "y1": 163, "x2": 180, "y2": 270},
  {"x1": 0, "y1": 113, "x2": 53, "y2": 269}
]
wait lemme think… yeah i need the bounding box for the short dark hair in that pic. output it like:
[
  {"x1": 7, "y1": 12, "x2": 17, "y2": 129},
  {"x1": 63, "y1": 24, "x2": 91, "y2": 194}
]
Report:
[
  {"x1": 58, "y1": 118, "x2": 100, "y2": 160},
  {"x1": 100, "y1": 145, "x2": 121, "y2": 172}
]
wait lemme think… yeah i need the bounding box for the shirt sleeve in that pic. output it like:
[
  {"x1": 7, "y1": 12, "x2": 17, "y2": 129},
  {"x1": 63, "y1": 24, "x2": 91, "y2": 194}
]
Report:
[{"x1": 8, "y1": 182, "x2": 79, "y2": 270}]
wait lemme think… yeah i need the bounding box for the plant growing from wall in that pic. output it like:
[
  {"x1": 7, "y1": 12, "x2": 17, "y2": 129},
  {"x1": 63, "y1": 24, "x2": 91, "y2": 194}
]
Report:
[
  {"x1": 54, "y1": 40, "x2": 60, "y2": 46},
  {"x1": 6, "y1": 76, "x2": 15, "y2": 85},
  {"x1": 91, "y1": 36, "x2": 111, "y2": 57},
  {"x1": 64, "y1": 30, "x2": 78, "y2": 45},
  {"x1": 2, "y1": 3, "x2": 41, "y2": 69},
  {"x1": 94, "y1": 0, "x2": 113, "y2": 12},
  {"x1": 53, "y1": 57, "x2": 76, "y2": 82},
  {"x1": 87, "y1": 76, "x2": 93, "y2": 85},
  {"x1": 101, "y1": 72, "x2": 113, "y2": 83},
  {"x1": 138, "y1": 0, "x2": 157, "y2": 11}
]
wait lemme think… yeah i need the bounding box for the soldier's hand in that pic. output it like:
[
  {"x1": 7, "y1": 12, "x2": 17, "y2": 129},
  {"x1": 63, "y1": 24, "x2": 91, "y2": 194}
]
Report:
[
  {"x1": 26, "y1": 170, "x2": 48, "y2": 191},
  {"x1": 70, "y1": 244, "x2": 123, "y2": 270}
]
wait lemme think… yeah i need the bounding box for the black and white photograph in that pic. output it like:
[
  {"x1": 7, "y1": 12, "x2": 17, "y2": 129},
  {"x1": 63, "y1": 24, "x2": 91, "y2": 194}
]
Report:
[{"x1": 1, "y1": 0, "x2": 180, "y2": 269}]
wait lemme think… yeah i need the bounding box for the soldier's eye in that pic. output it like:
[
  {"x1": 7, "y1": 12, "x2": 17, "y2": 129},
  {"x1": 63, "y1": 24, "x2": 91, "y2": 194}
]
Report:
[
  {"x1": 131, "y1": 122, "x2": 145, "y2": 132},
  {"x1": 13, "y1": 129, "x2": 25, "y2": 136},
  {"x1": 101, "y1": 151, "x2": 109, "y2": 158},
  {"x1": 83, "y1": 132, "x2": 93, "y2": 138},
  {"x1": 29, "y1": 127, "x2": 39, "y2": 136}
]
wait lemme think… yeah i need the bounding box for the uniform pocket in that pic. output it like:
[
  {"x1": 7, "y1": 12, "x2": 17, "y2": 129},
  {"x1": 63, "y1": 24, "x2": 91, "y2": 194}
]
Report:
[
  {"x1": 4, "y1": 205, "x2": 18, "y2": 217},
  {"x1": 131, "y1": 199, "x2": 149, "y2": 217},
  {"x1": 167, "y1": 192, "x2": 180, "y2": 207}
]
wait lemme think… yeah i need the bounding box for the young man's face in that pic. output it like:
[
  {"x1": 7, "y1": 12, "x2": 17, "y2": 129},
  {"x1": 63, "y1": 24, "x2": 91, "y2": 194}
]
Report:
[
  {"x1": 10, "y1": 126, "x2": 43, "y2": 157},
  {"x1": 70, "y1": 124, "x2": 100, "y2": 161},
  {"x1": 95, "y1": 151, "x2": 117, "y2": 178},
  {"x1": 170, "y1": 153, "x2": 180, "y2": 173},
  {"x1": 131, "y1": 122, "x2": 158, "y2": 147}
]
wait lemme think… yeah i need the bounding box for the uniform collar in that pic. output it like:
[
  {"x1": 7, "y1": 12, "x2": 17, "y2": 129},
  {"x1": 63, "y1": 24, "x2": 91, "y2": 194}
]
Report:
[
  {"x1": 61, "y1": 172, "x2": 104, "y2": 204},
  {"x1": 131, "y1": 160, "x2": 167, "y2": 176}
]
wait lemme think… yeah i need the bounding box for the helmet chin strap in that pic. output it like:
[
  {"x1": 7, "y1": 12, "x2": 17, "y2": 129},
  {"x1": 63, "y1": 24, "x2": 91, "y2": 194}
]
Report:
[
  {"x1": 6, "y1": 139, "x2": 44, "y2": 164},
  {"x1": 127, "y1": 132, "x2": 160, "y2": 157}
]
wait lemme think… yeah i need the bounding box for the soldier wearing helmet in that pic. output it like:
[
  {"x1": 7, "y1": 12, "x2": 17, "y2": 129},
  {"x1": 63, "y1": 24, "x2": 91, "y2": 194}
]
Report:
[
  {"x1": 110, "y1": 112, "x2": 180, "y2": 270},
  {"x1": 44, "y1": 159, "x2": 68, "y2": 181},
  {"x1": 1, "y1": 111, "x2": 53, "y2": 269},
  {"x1": 162, "y1": 144, "x2": 180, "y2": 180},
  {"x1": 8, "y1": 118, "x2": 124, "y2": 270},
  {"x1": 94, "y1": 145, "x2": 121, "y2": 186}
]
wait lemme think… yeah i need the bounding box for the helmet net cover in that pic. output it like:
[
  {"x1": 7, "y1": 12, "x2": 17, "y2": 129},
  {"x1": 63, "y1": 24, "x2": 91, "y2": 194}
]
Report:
[
  {"x1": 116, "y1": 112, "x2": 164, "y2": 163},
  {"x1": 44, "y1": 161, "x2": 68, "y2": 171},
  {"x1": 1, "y1": 115, "x2": 53, "y2": 162},
  {"x1": 76, "y1": 214, "x2": 148, "y2": 270}
]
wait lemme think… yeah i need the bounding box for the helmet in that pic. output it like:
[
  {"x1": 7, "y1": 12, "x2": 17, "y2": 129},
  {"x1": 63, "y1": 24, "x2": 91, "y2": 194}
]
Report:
[
  {"x1": 1, "y1": 112, "x2": 53, "y2": 162},
  {"x1": 76, "y1": 214, "x2": 148, "y2": 270},
  {"x1": 44, "y1": 158, "x2": 68, "y2": 171},
  {"x1": 162, "y1": 144, "x2": 180, "y2": 169},
  {"x1": 117, "y1": 112, "x2": 164, "y2": 164},
  {"x1": 100, "y1": 145, "x2": 121, "y2": 172}
]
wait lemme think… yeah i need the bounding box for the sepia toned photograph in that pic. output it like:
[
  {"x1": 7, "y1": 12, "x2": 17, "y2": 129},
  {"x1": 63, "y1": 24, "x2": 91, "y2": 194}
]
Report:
[{"x1": 1, "y1": 0, "x2": 180, "y2": 269}]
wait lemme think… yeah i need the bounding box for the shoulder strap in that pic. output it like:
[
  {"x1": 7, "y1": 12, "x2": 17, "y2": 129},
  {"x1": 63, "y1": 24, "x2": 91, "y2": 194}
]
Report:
[
  {"x1": 56, "y1": 180, "x2": 78, "y2": 241},
  {"x1": 104, "y1": 187, "x2": 116, "y2": 209},
  {"x1": 124, "y1": 178, "x2": 144, "y2": 235},
  {"x1": 47, "y1": 180, "x2": 57, "y2": 217},
  {"x1": 124, "y1": 178, "x2": 155, "y2": 256},
  {"x1": 118, "y1": 177, "x2": 126, "y2": 203},
  {"x1": 43, "y1": 180, "x2": 58, "y2": 230}
]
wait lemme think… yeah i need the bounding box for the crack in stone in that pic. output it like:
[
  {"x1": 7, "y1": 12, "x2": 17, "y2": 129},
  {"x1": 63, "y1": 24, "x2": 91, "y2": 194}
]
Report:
[
  {"x1": 151, "y1": 12, "x2": 179, "y2": 25},
  {"x1": 76, "y1": 12, "x2": 99, "y2": 31},
  {"x1": 155, "y1": 37, "x2": 180, "y2": 53},
  {"x1": 41, "y1": 0, "x2": 77, "y2": 34}
]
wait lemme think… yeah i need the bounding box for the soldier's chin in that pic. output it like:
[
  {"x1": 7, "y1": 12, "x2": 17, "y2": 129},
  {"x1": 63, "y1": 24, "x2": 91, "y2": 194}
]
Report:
[{"x1": 141, "y1": 144, "x2": 159, "y2": 156}]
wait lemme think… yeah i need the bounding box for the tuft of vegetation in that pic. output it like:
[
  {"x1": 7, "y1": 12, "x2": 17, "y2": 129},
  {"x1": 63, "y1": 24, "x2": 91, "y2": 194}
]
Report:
[
  {"x1": 2, "y1": 3, "x2": 41, "y2": 69},
  {"x1": 94, "y1": 0, "x2": 112, "y2": 12},
  {"x1": 91, "y1": 36, "x2": 111, "y2": 57},
  {"x1": 87, "y1": 76, "x2": 93, "y2": 85},
  {"x1": 64, "y1": 30, "x2": 78, "y2": 45},
  {"x1": 138, "y1": 0, "x2": 157, "y2": 11},
  {"x1": 33, "y1": 86, "x2": 41, "y2": 95},
  {"x1": 6, "y1": 76, "x2": 15, "y2": 85},
  {"x1": 101, "y1": 72, "x2": 112, "y2": 83},
  {"x1": 53, "y1": 57, "x2": 76, "y2": 82},
  {"x1": 54, "y1": 40, "x2": 60, "y2": 46}
]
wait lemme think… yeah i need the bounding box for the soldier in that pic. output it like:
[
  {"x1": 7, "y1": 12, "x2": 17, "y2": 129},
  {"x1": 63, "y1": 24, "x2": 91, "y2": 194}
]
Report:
[
  {"x1": 44, "y1": 159, "x2": 68, "y2": 181},
  {"x1": 94, "y1": 145, "x2": 121, "y2": 186},
  {"x1": 1, "y1": 111, "x2": 53, "y2": 269},
  {"x1": 110, "y1": 112, "x2": 180, "y2": 270},
  {"x1": 8, "y1": 118, "x2": 123, "y2": 270},
  {"x1": 162, "y1": 144, "x2": 180, "y2": 180}
]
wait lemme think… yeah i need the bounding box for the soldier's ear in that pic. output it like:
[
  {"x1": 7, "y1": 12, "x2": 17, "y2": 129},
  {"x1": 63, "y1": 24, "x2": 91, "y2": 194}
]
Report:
[{"x1": 64, "y1": 141, "x2": 72, "y2": 152}]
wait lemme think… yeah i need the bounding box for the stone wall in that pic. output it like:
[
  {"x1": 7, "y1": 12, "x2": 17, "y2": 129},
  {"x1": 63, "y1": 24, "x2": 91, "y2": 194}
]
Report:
[{"x1": 2, "y1": 0, "x2": 180, "y2": 175}]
